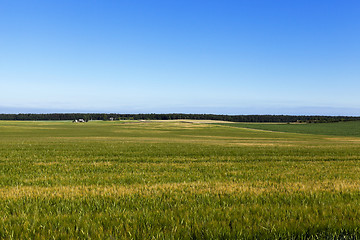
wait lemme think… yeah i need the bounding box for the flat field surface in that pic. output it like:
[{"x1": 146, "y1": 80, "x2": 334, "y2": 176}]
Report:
[
  {"x1": 214, "y1": 121, "x2": 360, "y2": 137},
  {"x1": 1, "y1": 120, "x2": 360, "y2": 239}
]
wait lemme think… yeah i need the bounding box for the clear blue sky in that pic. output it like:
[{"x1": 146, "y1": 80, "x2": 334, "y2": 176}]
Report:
[{"x1": 1, "y1": 0, "x2": 359, "y2": 115}]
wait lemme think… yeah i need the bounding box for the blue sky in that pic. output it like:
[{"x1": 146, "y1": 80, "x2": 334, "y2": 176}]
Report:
[{"x1": 1, "y1": 0, "x2": 359, "y2": 115}]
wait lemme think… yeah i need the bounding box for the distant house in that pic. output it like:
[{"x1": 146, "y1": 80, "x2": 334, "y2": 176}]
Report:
[
  {"x1": 109, "y1": 117, "x2": 114, "y2": 121},
  {"x1": 73, "y1": 119, "x2": 86, "y2": 123}
]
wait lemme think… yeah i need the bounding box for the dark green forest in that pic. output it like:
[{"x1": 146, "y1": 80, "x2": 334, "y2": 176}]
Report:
[{"x1": 0, "y1": 113, "x2": 359, "y2": 123}]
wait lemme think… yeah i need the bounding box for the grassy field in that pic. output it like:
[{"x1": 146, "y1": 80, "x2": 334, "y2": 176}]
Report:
[
  {"x1": 213, "y1": 121, "x2": 360, "y2": 137},
  {"x1": 1, "y1": 120, "x2": 360, "y2": 239}
]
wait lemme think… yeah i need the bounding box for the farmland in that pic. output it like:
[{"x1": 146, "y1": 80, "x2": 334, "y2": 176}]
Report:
[
  {"x1": 214, "y1": 121, "x2": 360, "y2": 137},
  {"x1": 1, "y1": 120, "x2": 360, "y2": 239}
]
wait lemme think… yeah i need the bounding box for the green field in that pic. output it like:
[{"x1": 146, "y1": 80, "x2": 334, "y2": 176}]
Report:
[
  {"x1": 214, "y1": 121, "x2": 360, "y2": 137},
  {"x1": 1, "y1": 120, "x2": 360, "y2": 239}
]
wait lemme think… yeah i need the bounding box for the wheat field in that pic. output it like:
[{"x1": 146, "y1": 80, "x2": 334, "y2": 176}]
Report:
[{"x1": 1, "y1": 120, "x2": 360, "y2": 239}]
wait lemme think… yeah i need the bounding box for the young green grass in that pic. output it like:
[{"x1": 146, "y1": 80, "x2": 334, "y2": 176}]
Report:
[
  {"x1": 0, "y1": 120, "x2": 360, "y2": 239},
  {"x1": 213, "y1": 121, "x2": 360, "y2": 137}
]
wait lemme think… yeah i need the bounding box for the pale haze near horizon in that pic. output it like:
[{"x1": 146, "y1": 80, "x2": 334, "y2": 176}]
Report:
[{"x1": 1, "y1": 1, "x2": 359, "y2": 115}]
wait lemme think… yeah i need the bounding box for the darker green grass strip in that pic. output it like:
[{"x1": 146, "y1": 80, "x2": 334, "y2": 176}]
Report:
[{"x1": 213, "y1": 121, "x2": 360, "y2": 137}]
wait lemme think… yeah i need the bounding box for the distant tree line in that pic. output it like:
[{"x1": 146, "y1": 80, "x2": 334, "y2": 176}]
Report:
[{"x1": 0, "y1": 113, "x2": 359, "y2": 123}]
